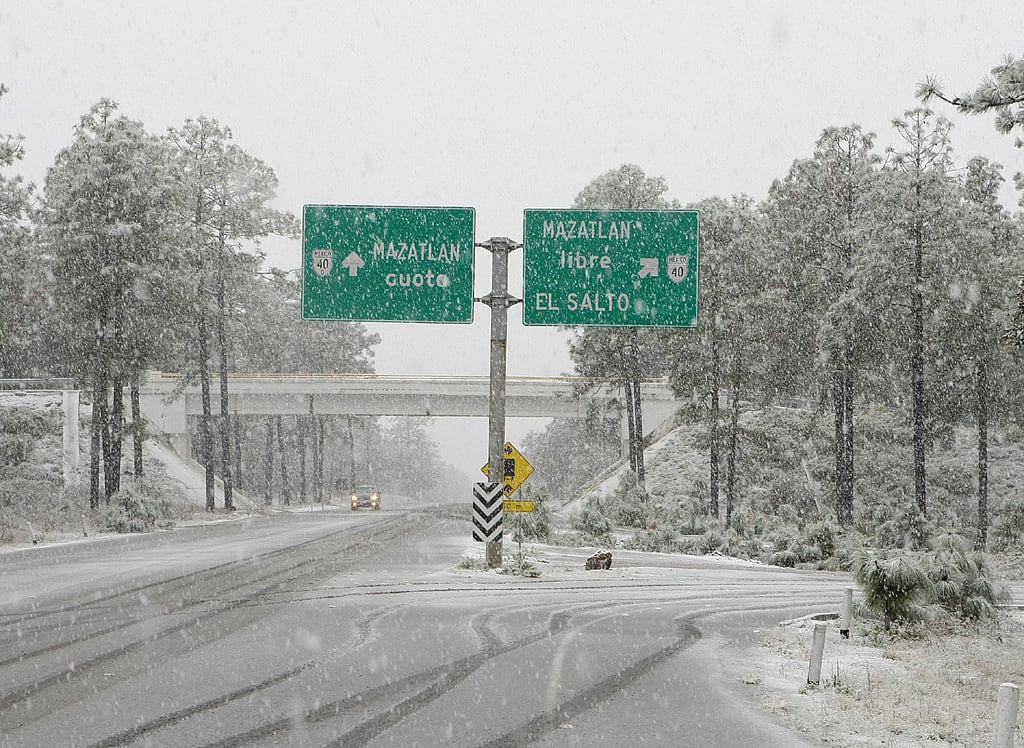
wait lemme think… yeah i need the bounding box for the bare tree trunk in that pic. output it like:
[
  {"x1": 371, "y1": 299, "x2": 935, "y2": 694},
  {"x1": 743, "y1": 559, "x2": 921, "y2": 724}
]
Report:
[
  {"x1": 833, "y1": 370, "x2": 845, "y2": 519},
  {"x1": 833, "y1": 361, "x2": 854, "y2": 526},
  {"x1": 198, "y1": 309, "x2": 215, "y2": 512},
  {"x1": 976, "y1": 356, "x2": 989, "y2": 549},
  {"x1": 264, "y1": 417, "x2": 273, "y2": 505},
  {"x1": 277, "y1": 416, "x2": 290, "y2": 506},
  {"x1": 95, "y1": 303, "x2": 116, "y2": 501},
  {"x1": 911, "y1": 200, "x2": 928, "y2": 521},
  {"x1": 842, "y1": 357, "x2": 855, "y2": 520},
  {"x1": 233, "y1": 417, "x2": 243, "y2": 491},
  {"x1": 90, "y1": 375, "x2": 103, "y2": 509},
  {"x1": 106, "y1": 301, "x2": 126, "y2": 498},
  {"x1": 308, "y1": 398, "x2": 318, "y2": 503},
  {"x1": 726, "y1": 383, "x2": 741, "y2": 528},
  {"x1": 709, "y1": 334, "x2": 721, "y2": 520},
  {"x1": 623, "y1": 379, "x2": 638, "y2": 474},
  {"x1": 131, "y1": 382, "x2": 142, "y2": 479},
  {"x1": 216, "y1": 273, "x2": 233, "y2": 511},
  {"x1": 317, "y1": 418, "x2": 326, "y2": 504},
  {"x1": 347, "y1": 416, "x2": 357, "y2": 490},
  {"x1": 298, "y1": 418, "x2": 307, "y2": 504},
  {"x1": 108, "y1": 375, "x2": 124, "y2": 497},
  {"x1": 632, "y1": 379, "x2": 645, "y2": 488},
  {"x1": 96, "y1": 366, "x2": 112, "y2": 502}
]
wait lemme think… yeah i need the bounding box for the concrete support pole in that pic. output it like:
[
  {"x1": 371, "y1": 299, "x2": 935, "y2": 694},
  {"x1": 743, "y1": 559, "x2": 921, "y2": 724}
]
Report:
[
  {"x1": 840, "y1": 588, "x2": 853, "y2": 639},
  {"x1": 62, "y1": 390, "x2": 80, "y2": 486},
  {"x1": 807, "y1": 623, "x2": 826, "y2": 685},
  {"x1": 993, "y1": 682, "x2": 1019, "y2": 748},
  {"x1": 478, "y1": 237, "x2": 521, "y2": 569}
]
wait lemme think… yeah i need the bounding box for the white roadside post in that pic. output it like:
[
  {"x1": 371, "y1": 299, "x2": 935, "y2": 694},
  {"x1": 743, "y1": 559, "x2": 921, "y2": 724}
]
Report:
[
  {"x1": 840, "y1": 588, "x2": 853, "y2": 639},
  {"x1": 807, "y1": 623, "x2": 826, "y2": 686},
  {"x1": 993, "y1": 682, "x2": 1020, "y2": 748}
]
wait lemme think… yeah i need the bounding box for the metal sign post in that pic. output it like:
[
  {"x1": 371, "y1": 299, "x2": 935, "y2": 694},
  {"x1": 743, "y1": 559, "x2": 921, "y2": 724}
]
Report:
[{"x1": 475, "y1": 237, "x2": 521, "y2": 568}]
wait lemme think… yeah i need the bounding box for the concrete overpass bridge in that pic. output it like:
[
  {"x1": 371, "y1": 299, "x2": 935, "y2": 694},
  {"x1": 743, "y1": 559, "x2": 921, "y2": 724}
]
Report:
[{"x1": 137, "y1": 372, "x2": 680, "y2": 460}]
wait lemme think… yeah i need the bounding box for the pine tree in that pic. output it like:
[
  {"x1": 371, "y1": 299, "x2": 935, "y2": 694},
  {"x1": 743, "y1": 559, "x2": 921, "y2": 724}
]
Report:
[
  {"x1": 167, "y1": 117, "x2": 292, "y2": 511},
  {"x1": 764, "y1": 125, "x2": 886, "y2": 526},
  {"x1": 567, "y1": 164, "x2": 679, "y2": 488},
  {"x1": 932, "y1": 157, "x2": 1022, "y2": 548},
  {"x1": 43, "y1": 100, "x2": 186, "y2": 507},
  {"x1": 882, "y1": 109, "x2": 960, "y2": 528},
  {"x1": 671, "y1": 195, "x2": 768, "y2": 523},
  {"x1": 919, "y1": 55, "x2": 1024, "y2": 142},
  {"x1": 0, "y1": 84, "x2": 40, "y2": 377}
]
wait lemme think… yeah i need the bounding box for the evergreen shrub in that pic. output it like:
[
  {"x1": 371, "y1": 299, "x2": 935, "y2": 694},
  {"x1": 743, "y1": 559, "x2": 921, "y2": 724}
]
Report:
[
  {"x1": 101, "y1": 480, "x2": 183, "y2": 533},
  {"x1": 769, "y1": 549, "x2": 799, "y2": 567},
  {"x1": 623, "y1": 526, "x2": 677, "y2": 553},
  {"x1": 572, "y1": 503, "x2": 613, "y2": 541},
  {"x1": 927, "y1": 533, "x2": 1000, "y2": 620},
  {"x1": 852, "y1": 536, "x2": 1001, "y2": 631},
  {"x1": 852, "y1": 550, "x2": 934, "y2": 630}
]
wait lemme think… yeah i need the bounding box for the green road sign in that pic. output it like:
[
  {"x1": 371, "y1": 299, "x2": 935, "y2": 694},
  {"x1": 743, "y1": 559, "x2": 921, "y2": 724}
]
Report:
[
  {"x1": 522, "y1": 209, "x2": 699, "y2": 327},
  {"x1": 302, "y1": 205, "x2": 476, "y2": 323}
]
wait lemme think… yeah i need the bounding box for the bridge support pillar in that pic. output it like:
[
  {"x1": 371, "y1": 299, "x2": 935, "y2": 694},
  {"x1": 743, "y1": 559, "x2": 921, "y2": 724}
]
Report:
[{"x1": 62, "y1": 390, "x2": 80, "y2": 486}]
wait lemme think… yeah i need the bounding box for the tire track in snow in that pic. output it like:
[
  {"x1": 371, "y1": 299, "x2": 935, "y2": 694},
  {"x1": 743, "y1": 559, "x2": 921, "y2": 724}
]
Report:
[
  {"x1": 188, "y1": 602, "x2": 606, "y2": 748},
  {"x1": 0, "y1": 516, "x2": 414, "y2": 731}
]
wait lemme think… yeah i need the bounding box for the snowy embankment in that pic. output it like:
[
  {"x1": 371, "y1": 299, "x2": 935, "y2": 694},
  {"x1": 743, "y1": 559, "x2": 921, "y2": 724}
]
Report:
[
  {"x1": 556, "y1": 421, "x2": 708, "y2": 518},
  {"x1": 145, "y1": 437, "x2": 259, "y2": 512}
]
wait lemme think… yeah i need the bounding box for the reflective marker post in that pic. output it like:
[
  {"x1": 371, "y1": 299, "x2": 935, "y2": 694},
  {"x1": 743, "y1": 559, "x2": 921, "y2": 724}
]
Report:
[{"x1": 476, "y1": 237, "x2": 521, "y2": 568}]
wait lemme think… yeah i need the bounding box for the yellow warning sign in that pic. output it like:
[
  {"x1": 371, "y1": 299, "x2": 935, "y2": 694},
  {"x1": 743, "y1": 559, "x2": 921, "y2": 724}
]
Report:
[{"x1": 480, "y1": 441, "x2": 535, "y2": 496}]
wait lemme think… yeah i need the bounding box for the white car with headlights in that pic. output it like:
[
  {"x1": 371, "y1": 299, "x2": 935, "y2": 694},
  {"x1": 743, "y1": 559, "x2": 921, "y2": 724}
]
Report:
[{"x1": 350, "y1": 484, "x2": 381, "y2": 511}]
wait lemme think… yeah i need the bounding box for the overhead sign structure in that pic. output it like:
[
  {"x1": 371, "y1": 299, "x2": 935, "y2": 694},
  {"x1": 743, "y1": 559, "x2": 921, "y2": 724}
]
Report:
[
  {"x1": 302, "y1": 205, "x2": 476, "y2": 323},
  {"x1": 480, "y1": 441, "x2": 535, "y2": 497},
  {"x1": 472, "y1": 482, "x2": 504, "y2": 543},
  {"x1": 522, "y1": 209, "x2": 699, "y2": 327}
]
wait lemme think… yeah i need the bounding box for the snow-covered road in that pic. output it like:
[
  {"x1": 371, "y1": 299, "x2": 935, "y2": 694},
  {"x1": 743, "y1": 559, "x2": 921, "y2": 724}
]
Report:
[{"x1": 0, "y1": 507, "x2": 850, "y2": 746}]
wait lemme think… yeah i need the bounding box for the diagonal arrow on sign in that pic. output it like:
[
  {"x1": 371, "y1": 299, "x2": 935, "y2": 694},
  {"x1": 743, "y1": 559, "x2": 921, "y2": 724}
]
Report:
[
  {"x1": 638, "y1": 257, "x2": 659, "y2": 278},
  {"x1": 472, "y1": 482, "x2": 503, "y2": 543}
]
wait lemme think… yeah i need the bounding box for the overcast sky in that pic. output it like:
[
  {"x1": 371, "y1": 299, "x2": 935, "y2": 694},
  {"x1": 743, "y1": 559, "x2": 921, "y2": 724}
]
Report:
[{"x1": 3, "y1": 1, "x2": 1022, "y2": 477}]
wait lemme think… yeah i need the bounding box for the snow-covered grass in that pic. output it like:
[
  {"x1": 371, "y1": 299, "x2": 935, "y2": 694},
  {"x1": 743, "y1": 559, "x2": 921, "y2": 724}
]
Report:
[
  {"x1": 0, "y1": 394, "x2": 254, "y2": 546},
  {"x1": 560, "y1": 423, "x2": 709, "y2": 514},
  {"x1": 0, "y1": 392, "x2": 73, "y2": 542},
  {"x1": 740, "y1": 613, "x2": 1024, "y2": 747},
  {"x1": 558, "y1": 405, "x2": 1024, "y2": 567}
]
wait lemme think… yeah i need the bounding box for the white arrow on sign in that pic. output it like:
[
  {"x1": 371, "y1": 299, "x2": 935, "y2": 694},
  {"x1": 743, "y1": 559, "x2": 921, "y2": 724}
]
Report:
[
  {"x1": 341, "y1": 251, "x2": 365, "y2": 277},
  {"x1": 638, "y1": 257, "x2": 659, "y2": 278}
]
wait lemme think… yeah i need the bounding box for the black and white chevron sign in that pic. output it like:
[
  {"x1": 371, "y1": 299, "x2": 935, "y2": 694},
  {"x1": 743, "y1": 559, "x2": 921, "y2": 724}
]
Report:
[{"x1": 472, "y1": 481, "x2": 504, "y2": 542}]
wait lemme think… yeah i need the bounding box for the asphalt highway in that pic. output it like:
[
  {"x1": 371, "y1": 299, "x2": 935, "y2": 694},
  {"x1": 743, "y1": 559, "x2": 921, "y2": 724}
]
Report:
[{"x1": 0, "y1": 505, "x2": 848, "y2": 747}]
